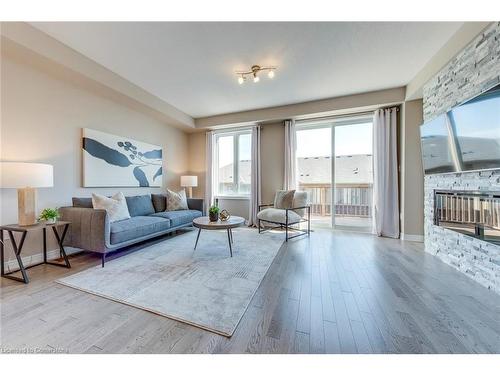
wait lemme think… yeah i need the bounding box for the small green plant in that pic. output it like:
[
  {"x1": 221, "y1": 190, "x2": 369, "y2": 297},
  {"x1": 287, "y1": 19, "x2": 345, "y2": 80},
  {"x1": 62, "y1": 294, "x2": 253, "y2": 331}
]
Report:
[
  {"x1": 208, "y1": 205, "x2": 220, "y2": 222},
  {"x1": 209, "y1": 206, "x2": 220, "y2": 215},
  {"x1": 38, "y1": 208, "x2": 59, "y2": 222}
]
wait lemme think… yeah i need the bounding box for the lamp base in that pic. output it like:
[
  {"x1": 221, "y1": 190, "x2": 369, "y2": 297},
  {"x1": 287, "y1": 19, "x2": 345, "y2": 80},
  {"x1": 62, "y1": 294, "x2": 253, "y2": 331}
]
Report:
[
  {"x1": 18, "y1": 187, "x2": 37, "y2": 226},
  {"x1": 187, "y1": 186, "x2": 193, "y2": 199}
]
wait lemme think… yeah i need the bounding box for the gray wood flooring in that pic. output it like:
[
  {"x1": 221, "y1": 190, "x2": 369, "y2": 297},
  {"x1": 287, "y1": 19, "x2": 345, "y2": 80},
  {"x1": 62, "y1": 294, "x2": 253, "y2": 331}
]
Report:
[{"x1": 1, "y1": 228, "x2": 500, "y2": 354}]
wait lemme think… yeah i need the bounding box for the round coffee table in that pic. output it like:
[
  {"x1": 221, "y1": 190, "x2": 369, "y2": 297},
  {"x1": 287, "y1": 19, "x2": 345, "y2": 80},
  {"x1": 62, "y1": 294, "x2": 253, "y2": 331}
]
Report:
[{"x1": 192, "y1": 216, "x2": 245, "y2": 257}]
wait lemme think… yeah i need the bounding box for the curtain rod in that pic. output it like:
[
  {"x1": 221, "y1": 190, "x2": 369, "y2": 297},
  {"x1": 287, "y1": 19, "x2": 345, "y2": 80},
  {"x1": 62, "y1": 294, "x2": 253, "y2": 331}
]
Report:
[
  {"x1": 294, "y1": 105, "x2": 400, "y2": 125},
  {"x1": 294, "y1": 110, "x2": 375, "y2": 125},
  {"x1": 378, "y1": 105, "x2": 400, "y2": 112},
  {"x1": 210, "y1": 124, "x2": 257, "y2": 134}
]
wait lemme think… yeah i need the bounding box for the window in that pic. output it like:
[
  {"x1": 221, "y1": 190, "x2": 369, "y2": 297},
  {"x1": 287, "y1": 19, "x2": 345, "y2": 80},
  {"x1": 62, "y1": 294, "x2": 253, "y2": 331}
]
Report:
[
  {"x1": 214, "y1": 130, "x2": 252, "y2": 197},
  {"x1": 295, "y1": 116, "x2": 373, "y2": 230}
]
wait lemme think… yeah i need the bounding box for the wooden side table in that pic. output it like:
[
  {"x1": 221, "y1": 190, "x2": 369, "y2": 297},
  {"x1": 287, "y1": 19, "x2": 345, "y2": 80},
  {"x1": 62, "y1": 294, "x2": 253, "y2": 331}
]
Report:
[{"x1": 0, "y1": 221, "x2": 71, "y2": 284}]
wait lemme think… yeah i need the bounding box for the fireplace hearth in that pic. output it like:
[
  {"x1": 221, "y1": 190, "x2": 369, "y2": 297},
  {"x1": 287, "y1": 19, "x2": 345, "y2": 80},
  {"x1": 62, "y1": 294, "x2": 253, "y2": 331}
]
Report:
[{"x1": 434, "y1": 190, "x2": 500, "y2": 245}]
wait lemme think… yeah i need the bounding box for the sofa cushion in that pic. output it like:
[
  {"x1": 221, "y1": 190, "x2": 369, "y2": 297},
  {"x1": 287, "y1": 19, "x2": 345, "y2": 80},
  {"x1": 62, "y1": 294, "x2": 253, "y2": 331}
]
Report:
[
  {"x1": 125, "y1": 195, "x2": 155, "y2": 217},
  {"x1": 151, "y1": 193, "x2": 168, "y2": 212},
  {"x1": 110, "y1": 216, "x2": 171, "y2": 245},
  {"x1": 92, "y1": 192, "x2": 131, "y2": 223},
  {"x1": 166, "y1": 189, "x2": 188, "y2": 210},
  {"x1": 150, "y1": 209, "x2": 202, "y2": 227},
  {"x1": 292, "y1": 191, "x2": 308, "y2": 216},
  {"x1": 257, "y1": 208, "x2": 301, "y2": 225},
  {"x1": 72, "y1": 197, "x2": 93, "y2": 208},
  {"x1": 274, "y1": 190, "x2": 295, "y2": 209}
]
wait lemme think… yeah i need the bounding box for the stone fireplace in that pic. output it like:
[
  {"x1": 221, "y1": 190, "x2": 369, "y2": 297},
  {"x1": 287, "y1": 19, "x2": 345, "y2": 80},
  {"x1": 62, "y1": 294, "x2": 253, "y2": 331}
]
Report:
[
  {"x1": 422, "y1": 22, "x2": 500, "y2": 294},
  {"x1": 424, "y1": 171, "x2": 500, "y2": 293}
]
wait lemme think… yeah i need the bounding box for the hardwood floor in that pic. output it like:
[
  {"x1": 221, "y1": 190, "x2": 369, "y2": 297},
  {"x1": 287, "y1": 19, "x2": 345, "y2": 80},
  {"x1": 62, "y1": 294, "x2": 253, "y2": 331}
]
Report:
[{"x1": 1, "y1": 228, "x2": 500, "y2": 354}]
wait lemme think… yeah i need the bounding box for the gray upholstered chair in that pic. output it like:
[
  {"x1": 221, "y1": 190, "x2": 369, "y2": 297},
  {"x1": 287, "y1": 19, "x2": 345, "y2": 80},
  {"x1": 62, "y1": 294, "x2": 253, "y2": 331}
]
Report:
[{"x1": 257, "y1": 190, "x2": 311, "y2": 241}]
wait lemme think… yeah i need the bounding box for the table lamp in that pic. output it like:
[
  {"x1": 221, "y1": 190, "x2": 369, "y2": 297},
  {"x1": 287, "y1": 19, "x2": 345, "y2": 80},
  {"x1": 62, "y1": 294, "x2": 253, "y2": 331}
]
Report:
[
  {"x1": 180, "y1": 175, "x2": 198, "y2": 198},
  {"x1": 0, "y1": 162, "x2": 54, "y2": 226}
]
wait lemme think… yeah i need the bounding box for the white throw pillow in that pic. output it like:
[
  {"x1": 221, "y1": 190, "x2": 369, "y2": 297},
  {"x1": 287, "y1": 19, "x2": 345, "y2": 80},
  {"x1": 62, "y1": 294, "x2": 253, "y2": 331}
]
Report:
[
  {"x1": 92, "y1": 192, "x2": 131, "y2": 223},
  {"x1": 292, "y1": 191, "x2": 308, "y2": 216},
  {"x1": 274, "y1": 190, "x2": 295, "y2": 209},
  {"x1": 166, "y1": 189, "x2": 188, "y2": 211}
]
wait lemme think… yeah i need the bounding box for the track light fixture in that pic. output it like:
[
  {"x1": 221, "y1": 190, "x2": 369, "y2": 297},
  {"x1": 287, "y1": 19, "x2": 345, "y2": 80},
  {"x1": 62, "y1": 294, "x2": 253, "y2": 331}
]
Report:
[{"x1": 236, "y1": 65, "x2": 276, "y2": 84}]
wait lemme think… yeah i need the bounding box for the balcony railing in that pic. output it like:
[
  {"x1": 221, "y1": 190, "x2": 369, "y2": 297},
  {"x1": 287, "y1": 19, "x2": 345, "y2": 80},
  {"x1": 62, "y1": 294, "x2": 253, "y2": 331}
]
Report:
[{"x1": 299, "y1": 184, "x2": 372, "y2": 218}]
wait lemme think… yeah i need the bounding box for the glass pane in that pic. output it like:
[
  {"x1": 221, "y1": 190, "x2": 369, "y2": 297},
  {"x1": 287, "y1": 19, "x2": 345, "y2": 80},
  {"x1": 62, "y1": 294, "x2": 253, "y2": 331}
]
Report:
[
  {"x1": 421, "y1": 114, "x2": 456, "y2": 174},
  {"x1": 238, "y1": 133, "x2": 252, "y2": 195},
  {"x1": 217, "y1": 135, "x2": 234, "y2": 195},
  {"x1": 334, "y1": 122, "x2": 373, "y2": 231},
  {"x1": 450, "y1": 87, "x2": 500, "y2": 171},
  {"x1": 296, "y1": 126, "x2": 332, "y2": 228}
]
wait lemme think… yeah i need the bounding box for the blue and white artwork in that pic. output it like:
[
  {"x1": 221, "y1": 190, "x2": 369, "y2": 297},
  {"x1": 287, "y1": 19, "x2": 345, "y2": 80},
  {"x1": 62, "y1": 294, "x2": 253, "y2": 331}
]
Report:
[{"x1": 82, "y1": 128, "x2": 163, "y2": 187}]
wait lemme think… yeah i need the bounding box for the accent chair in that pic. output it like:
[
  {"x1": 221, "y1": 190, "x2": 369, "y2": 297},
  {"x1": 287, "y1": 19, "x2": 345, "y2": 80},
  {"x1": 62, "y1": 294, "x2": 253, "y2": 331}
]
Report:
[{"x1": 257, "y1": 190, "x2": 311, "y2": 241}]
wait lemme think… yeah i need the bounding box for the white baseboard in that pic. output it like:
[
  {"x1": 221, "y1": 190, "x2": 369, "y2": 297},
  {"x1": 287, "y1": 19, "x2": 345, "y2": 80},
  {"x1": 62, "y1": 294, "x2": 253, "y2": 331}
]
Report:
[
  {"x1": 3, "y1": 247, "x2": 81, "y2": 273},
  {"x1": 401, "y1": 233, "x2": 424, "y2": 242}
]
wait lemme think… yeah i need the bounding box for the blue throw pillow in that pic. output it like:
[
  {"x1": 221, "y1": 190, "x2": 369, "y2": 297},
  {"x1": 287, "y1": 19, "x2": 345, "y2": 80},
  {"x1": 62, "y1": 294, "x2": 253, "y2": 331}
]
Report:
[{"x1": 125, "y1": 195, "x2": 155, "y2": 217}]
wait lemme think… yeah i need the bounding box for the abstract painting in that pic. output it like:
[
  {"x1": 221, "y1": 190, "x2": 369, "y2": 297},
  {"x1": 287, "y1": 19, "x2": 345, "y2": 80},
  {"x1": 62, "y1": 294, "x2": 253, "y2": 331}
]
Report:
[{"x1": 82, "y1": 128, "x2": 163, "y2": 187}]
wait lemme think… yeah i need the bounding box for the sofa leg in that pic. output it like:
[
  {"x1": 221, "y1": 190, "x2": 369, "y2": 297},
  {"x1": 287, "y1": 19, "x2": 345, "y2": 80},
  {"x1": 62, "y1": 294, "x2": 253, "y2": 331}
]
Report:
[{"x1": 101, "y1": 254, "x2": 106, "y2": 268}]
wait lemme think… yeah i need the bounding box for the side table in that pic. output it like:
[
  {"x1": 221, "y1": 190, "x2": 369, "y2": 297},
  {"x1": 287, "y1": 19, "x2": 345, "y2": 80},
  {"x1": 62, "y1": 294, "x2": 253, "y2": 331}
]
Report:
[
  {"x1": 0, "y1": 221, "x2": 71, "y2": 284},
  {"x1": 192, "y1": 216, "x2": 245, "y2": 257}
]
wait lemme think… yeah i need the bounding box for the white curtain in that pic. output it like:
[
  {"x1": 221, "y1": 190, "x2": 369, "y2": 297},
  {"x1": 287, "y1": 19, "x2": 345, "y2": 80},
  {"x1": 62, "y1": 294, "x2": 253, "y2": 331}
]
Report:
[
  {"x1": 284, "y1": 119, "x2": 297, "y2": 190},
  {"x1": 248, "y1": 125, "x2": 262, "y2": 227},
  {"x1": 205, "y1": 131, "x2": 215, "y2": 214},
  {"x1": 373, "y1": 107, "x2": 400, "y2": 238}
]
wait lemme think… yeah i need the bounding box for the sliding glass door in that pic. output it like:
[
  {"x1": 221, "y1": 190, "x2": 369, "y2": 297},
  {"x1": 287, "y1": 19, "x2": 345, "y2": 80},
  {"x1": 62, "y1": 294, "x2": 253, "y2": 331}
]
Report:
[
  {"x1": 333, "y1": 121, "x2": 373, "y2": 231},
  {"x1": 296, "y1": 126, "x2": 332, "y2": 228},
  {"x1": 296, "y1": 116, "x2": 373, "y2": 231}
]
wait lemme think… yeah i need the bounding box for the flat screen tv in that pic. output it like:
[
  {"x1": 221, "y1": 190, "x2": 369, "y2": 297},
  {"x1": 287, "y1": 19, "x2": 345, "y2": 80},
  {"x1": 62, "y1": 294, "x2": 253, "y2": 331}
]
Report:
[{"x1": 420, "y1": 84, "x2": 500, "y2": 175}]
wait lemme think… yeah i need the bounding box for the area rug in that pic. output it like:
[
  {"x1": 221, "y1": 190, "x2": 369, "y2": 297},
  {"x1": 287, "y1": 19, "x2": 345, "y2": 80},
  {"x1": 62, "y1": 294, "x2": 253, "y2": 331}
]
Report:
[{"x1": 56, "y1": 227, "x2": 283, "y2": 337}]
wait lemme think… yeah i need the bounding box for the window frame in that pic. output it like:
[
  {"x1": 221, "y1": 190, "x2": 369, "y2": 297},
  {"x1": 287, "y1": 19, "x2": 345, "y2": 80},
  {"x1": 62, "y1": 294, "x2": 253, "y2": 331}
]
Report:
[
  {"x1": 295, "y1": 115, "x2": 374, "y2": 229},
  {"x1": 213, "y1": 129, "x2": 252, "y2": 199}
]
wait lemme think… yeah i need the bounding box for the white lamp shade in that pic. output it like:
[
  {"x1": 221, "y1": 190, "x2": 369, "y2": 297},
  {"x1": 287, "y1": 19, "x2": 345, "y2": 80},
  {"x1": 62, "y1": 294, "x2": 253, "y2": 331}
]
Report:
[
  {"x1": 0, "y1": 162, "x2": 54, "y2": 188},
  {"x1": 180, "y1": 175, "x2": 198, "y2": 187}
]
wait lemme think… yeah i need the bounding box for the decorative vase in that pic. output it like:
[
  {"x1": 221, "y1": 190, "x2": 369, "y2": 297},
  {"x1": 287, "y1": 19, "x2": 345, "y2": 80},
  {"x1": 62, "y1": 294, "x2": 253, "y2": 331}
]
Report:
[
  {"x1": 45, "y1": 218, "x2": 56, "y2": 224},
  {"x1": 209, "y1": 212, "x2": 219, "y2": 222},
  {"x1": 219, "y1": 209, "x2": 230, "y2": 221}
]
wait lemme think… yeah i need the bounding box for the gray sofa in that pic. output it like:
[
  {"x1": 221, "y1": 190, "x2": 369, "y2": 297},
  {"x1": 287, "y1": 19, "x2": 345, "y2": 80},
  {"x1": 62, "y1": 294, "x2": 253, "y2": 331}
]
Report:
[{"x1": 59, "y1": 194, "x2": 203, "y2": 266}]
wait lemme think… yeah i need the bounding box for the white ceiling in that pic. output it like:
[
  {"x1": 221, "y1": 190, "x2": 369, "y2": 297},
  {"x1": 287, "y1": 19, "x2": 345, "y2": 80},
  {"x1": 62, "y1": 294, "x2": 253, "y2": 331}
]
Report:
[{"x1": 31, "y1": 22, "x2": 463, "y2": 118}]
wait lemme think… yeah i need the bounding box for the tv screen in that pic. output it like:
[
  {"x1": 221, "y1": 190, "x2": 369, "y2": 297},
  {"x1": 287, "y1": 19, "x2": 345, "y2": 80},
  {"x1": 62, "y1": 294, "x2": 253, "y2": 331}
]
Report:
[
  {"x1": 420, "y1": 114, "x2": 457, "y2": 174},
  {"x1": 420, "y1": 84, "x2": 500, "y2": 175}
]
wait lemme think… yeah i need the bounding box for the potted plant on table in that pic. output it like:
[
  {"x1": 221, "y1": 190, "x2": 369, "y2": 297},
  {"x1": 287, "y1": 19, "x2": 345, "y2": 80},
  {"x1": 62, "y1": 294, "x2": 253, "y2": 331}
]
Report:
[
  {"x1": 38, "y1": 208, "x2": 59, "y2": 224},
  {"x1": 208, "y1": 205, "x2": 220, "y2": 222}
]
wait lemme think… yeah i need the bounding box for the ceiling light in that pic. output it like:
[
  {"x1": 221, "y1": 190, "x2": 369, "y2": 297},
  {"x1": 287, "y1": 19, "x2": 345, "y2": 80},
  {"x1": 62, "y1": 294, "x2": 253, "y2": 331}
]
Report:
[{"x1": 235, "y1": 64, "x2": 277, "y2": 84}]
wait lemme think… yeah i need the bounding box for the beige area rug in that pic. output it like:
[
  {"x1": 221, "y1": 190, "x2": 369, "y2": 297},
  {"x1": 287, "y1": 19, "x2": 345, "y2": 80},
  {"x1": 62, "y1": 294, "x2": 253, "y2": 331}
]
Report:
[{"x1": 57, "y1": 227, "x2": 284, "y2": 337}]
